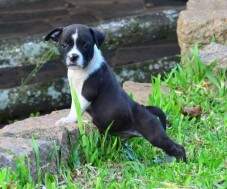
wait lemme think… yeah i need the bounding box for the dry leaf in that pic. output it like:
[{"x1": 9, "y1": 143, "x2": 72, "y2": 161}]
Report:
[{"x1": 182, "y1": 106, "x2": 202, "y2": 117}]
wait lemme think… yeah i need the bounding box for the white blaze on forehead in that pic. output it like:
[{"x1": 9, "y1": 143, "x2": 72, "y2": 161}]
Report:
[
  {"x1": 72, "y1": 31, "x2": 78, "y2": 43},
  {"x1": 66, "y1": 30, "x2": 83, "y2": 67}
]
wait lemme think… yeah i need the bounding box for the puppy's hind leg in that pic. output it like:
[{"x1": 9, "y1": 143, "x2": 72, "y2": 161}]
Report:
[
  {"x1": 144, "y1": 105, "x2": 167, "y2": 130},
  {"x1": 133, "y1": 106, "x2": 186, "y2": 162}
]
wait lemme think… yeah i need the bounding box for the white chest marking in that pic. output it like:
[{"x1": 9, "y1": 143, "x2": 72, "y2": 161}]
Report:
[{"x1": 68, "y1": 68, "x2": 90, "y2": 109}]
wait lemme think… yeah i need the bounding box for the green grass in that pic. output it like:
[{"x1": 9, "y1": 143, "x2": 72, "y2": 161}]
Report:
[{"x1": 0, "y1": 46, "x2": 226, "y2": 188}]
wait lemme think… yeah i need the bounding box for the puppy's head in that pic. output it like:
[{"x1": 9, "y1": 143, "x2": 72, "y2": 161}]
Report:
[{"x1": 45, "y1": 24, "x2": 105, "y2": 69}]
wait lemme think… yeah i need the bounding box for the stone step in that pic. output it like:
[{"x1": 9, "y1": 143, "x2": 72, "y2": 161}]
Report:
[
  {"x1": 0, "y1": 20, "x2": 51, "y2": 37},
  {"x1": 0, "y1": 0, "x2": 144, "y2": 38},
  {"x1": 0, "y1": 0, "x2": 66, "y2": 10},
  {"x1": 0, "y1": 8, "x2": 182, "y2": 121},
  {"x1": 144, "y1": 0, "x2": 187, "y2": 7},
  {"x1": 0, "y1": 9, "x2": 181, "y2": 69},
  {"x1": 0, "y1": 42, "x2": 179, "y2": 90},
  {"x1": 111, "y1": 43, "x2": 179, "y2": 67},
  {"x1": 0, "y1": 7, "x2": 68, "y2": 22},
  {"x1": 0, "y1": 61, "x2": 66, "y2": 89}
]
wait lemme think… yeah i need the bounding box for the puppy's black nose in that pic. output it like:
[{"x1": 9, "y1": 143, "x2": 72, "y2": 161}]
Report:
[{"x1": 70, "y1": 54, "x2": 79, "y2": 62}]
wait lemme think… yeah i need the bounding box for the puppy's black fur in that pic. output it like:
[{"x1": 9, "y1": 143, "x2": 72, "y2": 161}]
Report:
[
  {"x1": 45, "y1": 24, "x2": 186, "y2": 162},
  {"x1": 83, "y1": 63, "x2": 186, "y2": 161},
  {"x1": 144, "y1": 105, "x2": 167, "y2": 130}
]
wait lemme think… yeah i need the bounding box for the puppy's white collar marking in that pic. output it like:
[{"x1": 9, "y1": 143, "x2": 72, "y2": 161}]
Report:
[{"x1": 85, "y1": 45, "x2": 104, "y2": 75}]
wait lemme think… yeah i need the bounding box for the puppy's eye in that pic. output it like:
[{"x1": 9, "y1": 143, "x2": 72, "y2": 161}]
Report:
[
  {"x1": 82, "y1": 42, "x2": 90, "y2": 50},
  {"x1": 60, "y1": 43, "x2": 68, "y2": 49}
]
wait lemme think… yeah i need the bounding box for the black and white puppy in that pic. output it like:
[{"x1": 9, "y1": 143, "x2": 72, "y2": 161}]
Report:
[{"x1": 45, "y1": 24, "x2": 186, "y2": 162}]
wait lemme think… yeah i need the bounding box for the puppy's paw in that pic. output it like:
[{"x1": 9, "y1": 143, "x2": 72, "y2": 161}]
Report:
[
  {"x1": 55, "y1": 117, "x2": 76, "y2": 126},
  {"x1": 175, "y1": 145, "x2": 187, "y2": 163}
]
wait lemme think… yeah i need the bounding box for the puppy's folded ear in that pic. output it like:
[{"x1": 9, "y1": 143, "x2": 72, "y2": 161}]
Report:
[
  {"x1": 44, "y1": 27, "x2": 63, "y2": 42},
  {"x1": 90, "y1": 28, "x2": 105, "y2": 48}
]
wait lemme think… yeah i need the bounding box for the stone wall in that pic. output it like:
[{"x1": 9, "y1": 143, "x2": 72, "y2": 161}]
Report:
[
  {"x1": 0, "y1": 9, "x2": 183, "y2": 121},
  {"x1": 0, "y1": 0, "x2": 144, "y2": 38},
  {"x1": 0, "y1": 1, "x2": 187, "y2": 121},
  {"x1": 0, "y1": 0, "x2": 187, "y2": 39}
]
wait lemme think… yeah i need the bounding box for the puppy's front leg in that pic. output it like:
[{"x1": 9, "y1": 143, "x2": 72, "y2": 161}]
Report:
[
  {"x1": 55, "y1": 95, "x2": 90, "y2": 126},
  {"x1": 55, "y1": 102, "x2": 77, "y2": 126}
]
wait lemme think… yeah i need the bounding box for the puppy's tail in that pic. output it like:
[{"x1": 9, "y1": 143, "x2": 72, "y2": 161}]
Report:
[{"x1": 143, "y1": 105, "x2": 167, "y2": 130}]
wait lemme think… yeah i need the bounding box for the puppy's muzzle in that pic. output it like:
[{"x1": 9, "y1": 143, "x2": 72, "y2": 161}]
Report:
[
  {"x1": 70, "y1": 54, "x2": 79, "y2": 62},
  {"x1": 67, "y1": 54, "x2": 79, "y2": 67}
]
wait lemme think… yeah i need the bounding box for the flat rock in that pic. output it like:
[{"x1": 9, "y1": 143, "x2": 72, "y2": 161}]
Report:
[
  {"x1": 0, "y1": 109, "x2": 81, "y2": 175},
  {"x1": 0, "y1": 109, "x2": 75, "y2": 141},
  {"x1": 0, "y1": 137, "x2": 56, "y2": 177},
  {"x1": 177, "y1": 0, "x2": 227, "y2": 54},
  {"x1": 200, "y1": 43, "x2": 227, "y2": 69}
]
